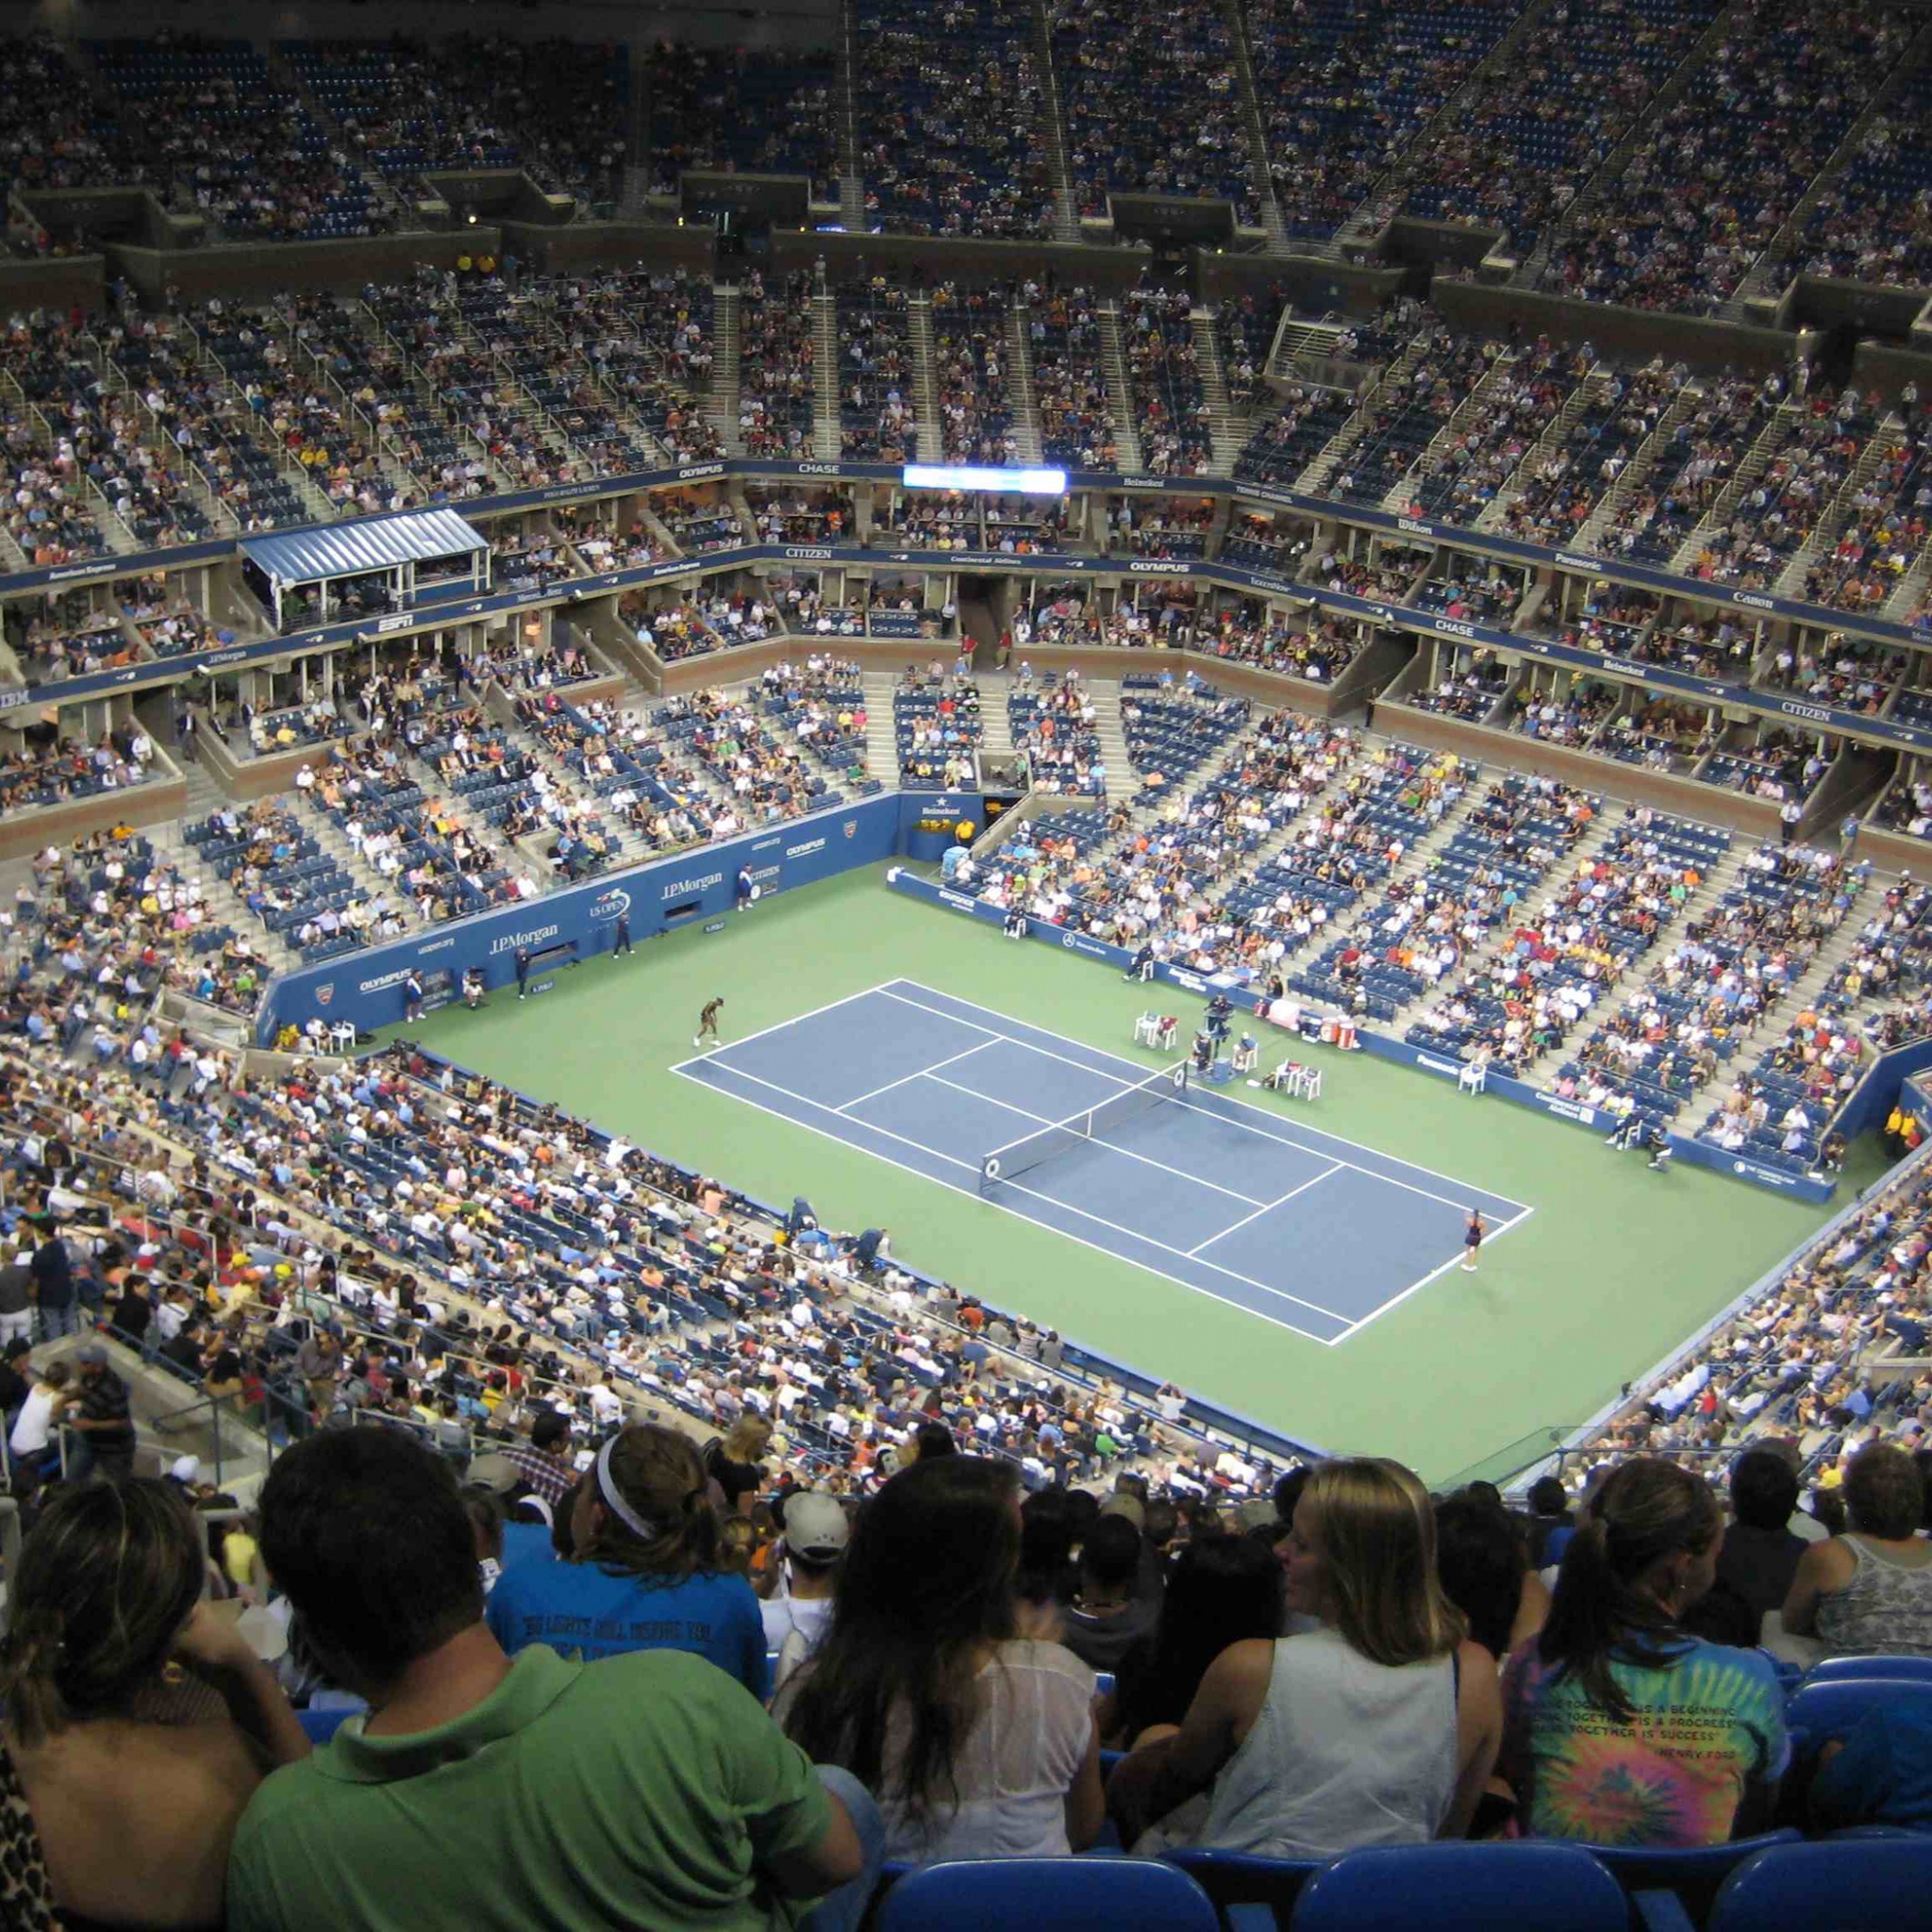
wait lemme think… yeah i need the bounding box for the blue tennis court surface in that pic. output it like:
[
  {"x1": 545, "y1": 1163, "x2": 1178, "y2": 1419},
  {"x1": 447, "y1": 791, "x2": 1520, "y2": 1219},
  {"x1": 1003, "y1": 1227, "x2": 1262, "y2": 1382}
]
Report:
[{"x1": 673, "y1": 981, "x2": 1531, "y2": 1344}]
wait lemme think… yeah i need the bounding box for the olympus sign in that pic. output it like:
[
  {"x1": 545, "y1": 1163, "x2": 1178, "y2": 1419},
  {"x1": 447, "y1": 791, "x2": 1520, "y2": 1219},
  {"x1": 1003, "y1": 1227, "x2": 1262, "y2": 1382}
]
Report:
[
  {"x1": 1130, "y1": 560, "x2": 1193, "y2": 575},
  {"x1": 661, "y1": 872, "x2": 724, "y2": 900},
  {"x1": 488, "y1": 923, "x2": 561, "y2": 956},
  {"x1": 676, "y1": 462, "x2": 724, "y2": 481},
  {"x1": 786, "y1": 836, "x2": 827, "y2": 859}
]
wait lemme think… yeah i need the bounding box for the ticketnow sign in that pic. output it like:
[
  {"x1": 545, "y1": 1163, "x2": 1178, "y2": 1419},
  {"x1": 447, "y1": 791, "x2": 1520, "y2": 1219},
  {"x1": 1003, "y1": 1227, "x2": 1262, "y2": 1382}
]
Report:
[
  {"x1": 888, "y1": 871, "x2": 1838, "y2": 1206},
  {"x1": 260, "y1": 791, "x2": 970, "y2": 1042}
]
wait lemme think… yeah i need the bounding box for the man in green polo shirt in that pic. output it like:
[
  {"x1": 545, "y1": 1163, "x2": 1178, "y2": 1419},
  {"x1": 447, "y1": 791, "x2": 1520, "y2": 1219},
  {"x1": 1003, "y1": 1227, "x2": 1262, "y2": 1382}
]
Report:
[{"x1": 227, "y1": 1428, "x2": 873, "y2": 1932}]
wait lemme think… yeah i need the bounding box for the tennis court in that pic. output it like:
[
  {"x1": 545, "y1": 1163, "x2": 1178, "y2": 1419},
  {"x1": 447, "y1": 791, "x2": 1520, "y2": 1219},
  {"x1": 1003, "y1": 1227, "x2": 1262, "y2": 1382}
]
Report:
[{"x1": 674, "y1": 979, "x2": 1530, "y2": 1344}]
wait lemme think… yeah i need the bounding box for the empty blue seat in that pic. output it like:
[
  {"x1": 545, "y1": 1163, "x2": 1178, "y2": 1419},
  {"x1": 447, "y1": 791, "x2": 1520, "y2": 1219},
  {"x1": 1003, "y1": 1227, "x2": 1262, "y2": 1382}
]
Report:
[
  {"x1": 1290, "y1": 1842, "x2": 1628, "y2": 1932},
  {"x1": 879, "y1": 1857, "x2": 1219, "y2": 1932},
  {"x1": 1580, "y1": 1829, "x2": 1799, "y2": 1922},
  {"x1": 1707, "y1": 1835, "x2": 1932, "y2": 1932},
  {"x1": 1803, "y1": 1656, "x2": 1932, "y2": 1685}
]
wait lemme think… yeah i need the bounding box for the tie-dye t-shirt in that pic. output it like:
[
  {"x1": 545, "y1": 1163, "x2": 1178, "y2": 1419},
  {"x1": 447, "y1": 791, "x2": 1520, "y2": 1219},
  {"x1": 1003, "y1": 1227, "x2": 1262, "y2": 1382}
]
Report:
[{"x1": 1500, "y1": 1636, "x2": 1790, "y2": 1846}]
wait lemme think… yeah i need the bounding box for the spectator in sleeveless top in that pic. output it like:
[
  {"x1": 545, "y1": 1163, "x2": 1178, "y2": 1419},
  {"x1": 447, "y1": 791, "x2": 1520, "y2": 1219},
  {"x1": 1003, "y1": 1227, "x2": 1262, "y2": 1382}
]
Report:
[
  {"x1": 1100, "y1": 1532, "x2": 1283, "y2": 1750},
  {"x1": 0, "y1": 1478, "x2": 308, "y2": 1930},
  {"x1": 774, "y1": 1455, "x2": 1104, "y2": 1866},
  {"x1": 1106, "y1": 1457, "x2": 1501, "y2": 1857},
  {"x1": 1502, "y1": 1458, "x2": 1790, "y2": 1847},
  {"x1": 1784, "y1": 1443, "x2": 1932, "y2": 1657}
]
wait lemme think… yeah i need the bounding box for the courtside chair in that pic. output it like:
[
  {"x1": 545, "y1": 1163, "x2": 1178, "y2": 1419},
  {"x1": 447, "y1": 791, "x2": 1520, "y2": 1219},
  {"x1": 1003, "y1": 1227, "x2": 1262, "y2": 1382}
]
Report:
[
  {"x1": 1289, "y1": 1842, "x2": 1628, "y2": 1932},
  {"x1": 877, "y1": 1857, "x2": 1219, "y2": 1932},
  {"x1": 1707, "y1": 1836, "x2": 1932, "y2": 1932}
]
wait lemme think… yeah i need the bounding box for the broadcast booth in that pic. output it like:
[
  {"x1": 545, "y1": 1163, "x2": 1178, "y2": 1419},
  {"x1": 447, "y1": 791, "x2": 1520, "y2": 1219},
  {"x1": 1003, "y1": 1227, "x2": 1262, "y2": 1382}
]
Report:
[{"x1": 240, "y1": 507, "x2": 492, "y2": 634}]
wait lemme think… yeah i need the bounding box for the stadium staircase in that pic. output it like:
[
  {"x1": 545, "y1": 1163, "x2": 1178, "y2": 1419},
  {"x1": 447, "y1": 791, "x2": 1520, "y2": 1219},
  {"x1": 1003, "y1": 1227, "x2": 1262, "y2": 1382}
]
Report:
[
  {"x1": 836, "y1": 0, "x2": 868, "y2": 229},
  {"x1": 1006, "y1": 308, "x2": 1045, "y2": 465},
  {"x1": 183, "y1": 322, "x2": 344, "y2": 527},
  {"x1": 1475, "y1": 358, "x2": 1615, "y2": 536},
  {"x1": 812, "y1": 285, "x2": 843, "y2": 460},
  {"x1": 860, "y1": 672, "x2": 904, "y2": 782},
  {"x1": 358, "y1": 298, "x2": 516, "y2": 494},
  {"x1": 708, "y1": 285, "x2": 743, "y2": 456},
  {"x1": 1668, "y1": 403, "x2": 1804, "y2": 576},
  {"x1": 275, "y1": 313, "x2": 423, "y2": 511},
  {"x1": 1028, "y1": 0, "x2": 1085, "y2": 243},
  {"x1": 78, "y1": 341, "x2": 242, "y2": 540},
  {"x1": 1089, "y1": 679, "x2": 1131, "y2": 799},
  {"x1": 1719, "y1": 19, "x2": 1932, "y2": 322},
  {"x1": 145, "y1": 768, "x2": 305, "y2": 976},
  {"x1": 1774, "y1": 410, "x2": 1906, "y2": 600},
  {"x1": 907, "y1": 298, "x2": 945, "y2": 461},
  {"x1": 1888, "y1": 542, "x2": 1932, "y2": 624},
  {"x1": 1095, "y1": 306, "x2": 1147, "y2": 474},
  {"x1": 1225, "y1": 0, "x2": 1293, "y2": 254},
  {"x1": 1292, "y1": 329, "x2": 1436, "y2": 495},
  {"x1": 1329, "y1": 0, "x2": 1562, "y2": 255},
  {"x1": 1514, "y1": 0, "x2": 1748, "y2": 291},
  {"x1": 1574, "y1": 379, "x2": 1705, "y2": 553},
  {"x1": 1380, "y1": 350, "x2": 1524, "y2": 513},
  {"x1": 1191, "y1": 309, "x2": 1246, "y2": 473}
]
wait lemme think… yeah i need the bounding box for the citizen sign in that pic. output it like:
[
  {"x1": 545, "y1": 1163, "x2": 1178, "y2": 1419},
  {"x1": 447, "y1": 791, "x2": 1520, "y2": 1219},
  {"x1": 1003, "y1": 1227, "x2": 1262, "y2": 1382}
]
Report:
[
  {"x1": 783, "y1": 547, "x2": 834, "y2": 560},
  {"x1": 1780, "y1": 700, "x2": 1831, "y2": 724}
]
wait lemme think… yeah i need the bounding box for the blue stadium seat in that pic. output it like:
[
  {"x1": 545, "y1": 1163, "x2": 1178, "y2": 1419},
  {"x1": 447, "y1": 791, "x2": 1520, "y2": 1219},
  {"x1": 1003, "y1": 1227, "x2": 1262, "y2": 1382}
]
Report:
[
  {"x1": 1707, "y1": 1836, "x2": 1932, "y2": 1932},
  {"x1": 1164, "y1": 1846, "x2": 1323, "y2": 1932},
  {"x1": 297, "y1": 1706, "x2": 355, "y2": 1743},
  {"x1": 1803, "y1": 1656, "x2": 1932, "y2": 1685},
  {"x1": 1289, "y1": 1843, "x2": 1628, "y2": 1932},
  {"x1": 1580, "y1": 1830, "x2": 1799, "y2": 1922},
  {"x1": 879, "y1": 1857, "x2": 1219, "y2": 1932},
  {"x1": 1787, "y1": 1677, "x2": 1932, "y2": 1761}
]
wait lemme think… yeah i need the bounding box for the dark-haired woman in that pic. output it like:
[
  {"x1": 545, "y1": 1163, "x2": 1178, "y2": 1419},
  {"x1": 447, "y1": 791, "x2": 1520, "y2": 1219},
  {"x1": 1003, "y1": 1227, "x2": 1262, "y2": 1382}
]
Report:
[
  {"x1": 1105, "y1": 1533, "x2": 1284, "y2": 1749},
  {"x1": 0, "y1": 1478, "x2": 308, "y2": 1929},
  {"x1": 486, "y1": 1423, "x2": 768, "y2": 1696},
  {"x1": 774, "y1": 1455, "x2": 1104, "y2": 1864},
  {"x1": 1501, "y1": 1457, "x2": 1790, "y2": 1846}
]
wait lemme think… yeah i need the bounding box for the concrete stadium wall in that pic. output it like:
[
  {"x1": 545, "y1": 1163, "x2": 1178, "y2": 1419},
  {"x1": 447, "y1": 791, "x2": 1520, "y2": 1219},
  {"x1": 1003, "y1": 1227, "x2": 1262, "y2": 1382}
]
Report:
[{"x1": 107, "y1": 229, "x2": 508, "y2": 303}]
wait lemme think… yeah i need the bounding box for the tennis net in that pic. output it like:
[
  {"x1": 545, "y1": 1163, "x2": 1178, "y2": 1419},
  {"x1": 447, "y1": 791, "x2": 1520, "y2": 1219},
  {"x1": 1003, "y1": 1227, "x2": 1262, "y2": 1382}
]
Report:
[{"x1": 978, "y1": 1062, "x2": 1190, "y2": 1191}]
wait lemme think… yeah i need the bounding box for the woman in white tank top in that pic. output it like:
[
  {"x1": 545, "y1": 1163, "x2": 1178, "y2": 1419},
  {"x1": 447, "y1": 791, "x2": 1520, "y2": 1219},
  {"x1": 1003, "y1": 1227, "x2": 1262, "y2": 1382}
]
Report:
[{"x1": 1108, "y1": 1458, "x2": 1501, "y2": 1858}]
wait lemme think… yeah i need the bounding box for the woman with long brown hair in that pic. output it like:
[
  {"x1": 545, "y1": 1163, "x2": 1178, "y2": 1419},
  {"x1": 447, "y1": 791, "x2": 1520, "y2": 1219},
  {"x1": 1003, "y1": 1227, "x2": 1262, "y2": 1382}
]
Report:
[
  {"x1": 775, "y1": 1455, "x2": 1104, "y2": 1864},
  {"x1": 1108, "y1": 1457, "x2": 1500, "y2": 1856},
  {"x1": 485, "y1": 1422, "x2": 769, "y2": 1696},
  {"x1": 0, "y1": 1478, "x2": 308, "y2": 1930},
  {"x1": 1502, "y1": 1457, "x2": 1790, "y2": 1846}
]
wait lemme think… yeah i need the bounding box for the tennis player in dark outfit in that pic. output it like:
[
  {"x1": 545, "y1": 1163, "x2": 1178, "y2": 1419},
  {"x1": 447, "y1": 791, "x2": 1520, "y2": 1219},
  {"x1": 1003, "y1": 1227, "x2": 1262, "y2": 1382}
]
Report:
[
  {"x1": 1461, "y1": 1209, "x2": 1485, "y2": 1274},
  {"x1": 695, "y1": 996, "x2": 724, "y2": 1048}
]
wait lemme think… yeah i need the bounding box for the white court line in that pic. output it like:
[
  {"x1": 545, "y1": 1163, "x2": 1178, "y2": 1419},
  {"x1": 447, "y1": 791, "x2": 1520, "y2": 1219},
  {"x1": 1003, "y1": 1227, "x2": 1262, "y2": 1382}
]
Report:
[
  {"x1": 668, "y1": 982, "x2": 895, "y2": 1076},
  {"x1": 1332, "y1": 1204, "x2": 1539, "y2": 1342},
  {"x1": 919, "y1": 1074, "x2": 1274, "y2": 1210},
  {"x1": 1188, "y1": 1163, "x2": 1343, "y2": 1256},
  {"x1": 835, "y1": 1041, "x2": 992, "y2": 1116},
  {"x1": 684, "y1": 1056, "x2": 1354, "y2": 1332},
  {"x1": 673, "y1": 1058, "x2": 1345, "y2": 1344},
  {"x1": 880, "y1": 980, "x2": 1527, "y2": 1220}
]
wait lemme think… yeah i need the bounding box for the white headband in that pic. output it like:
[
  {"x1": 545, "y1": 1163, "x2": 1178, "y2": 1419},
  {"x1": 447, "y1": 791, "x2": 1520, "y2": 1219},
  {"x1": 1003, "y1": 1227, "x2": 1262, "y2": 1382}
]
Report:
[{"x1": 594, "y1": 1435, "x2": 666, "y2": 1543}]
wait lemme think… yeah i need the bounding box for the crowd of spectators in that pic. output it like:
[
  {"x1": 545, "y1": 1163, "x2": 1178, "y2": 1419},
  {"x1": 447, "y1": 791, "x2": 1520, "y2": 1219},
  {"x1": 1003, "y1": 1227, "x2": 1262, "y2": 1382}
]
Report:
[
  {"x1": 739, "y1": 271, "x2": 820, "y2": 460},
  {"x1": 856, "y1": 0, "x2": 1056, "y2": 236},
  {"x1": 930, "y1": 284, "x2": 1017, "y2": 467},
  {"x1": 1049, "y1": 0, "x2": 1258, "y2": 220},
  {"x1": 835, "y1": 283, "x2": 917, "y2": 462},
  {"x1": 1538, "y1": 3, "x2": 1912, "y2": 312},
  {"x1": 644, "y1": 42, "x2": 840, "y2": 200},
  {"x1": 1121, "y1": 289, "x2": 1211, "y2": 477},
  {"x1": 1029, "y1": 285, "x2": 1119, "y2": 471}
]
